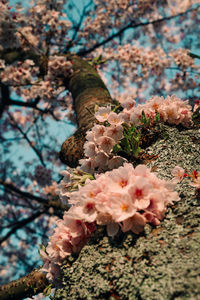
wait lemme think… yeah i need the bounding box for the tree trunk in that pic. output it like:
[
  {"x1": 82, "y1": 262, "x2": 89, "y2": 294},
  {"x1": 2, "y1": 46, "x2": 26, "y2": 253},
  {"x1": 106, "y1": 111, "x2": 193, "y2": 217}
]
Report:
[
  {"x1": 59, "y1": 54, "x2": 113, "y2": 167},
  {"x1": 1, "y1": 51, "x2": 200, "y2": 299},
  {"x1": 53, "y1": 124, "x2": 200, "y2": 300}
]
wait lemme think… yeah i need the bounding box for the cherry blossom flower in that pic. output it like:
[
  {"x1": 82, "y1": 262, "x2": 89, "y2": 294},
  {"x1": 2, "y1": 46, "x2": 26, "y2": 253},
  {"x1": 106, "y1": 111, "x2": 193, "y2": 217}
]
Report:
[
  {"x1": 92, "y1": 124, "x2": 106, "y2": 139},
  {"x1": 171, "y1": 166, "x2": 185, "y2": 183},
  {"x1": 95, "y1": 106, "x2": 111, "y2": 122},
  {"x1": 83, "y1": 141, "x2": 97, "y2": 158},
  {"x1": 94, "y1": 151, "x2": 109, "y2": 169},
  {"x1": 106, "y1": 124, "x2": 124, "y2": 142},
  {"x1": 107, "y1": 111, "x2": 123, "y2": 125},
  {"x1": 128, "y1": 177, "x2": 153, "y2": 209},
  {"x1": 97, "y1": 136, "x2": 115, "y2": 154},
  {"x1": 107, "y1": 192, "x2": 136, "y2": 222},
  {"x1": 119, "y1": 97, "x2": 136, "y2": 110},
  {"x1": 108, "y1": 156, "x2": 127, "y2": 170},
  {"x1": 79, "y1": 158, "x2": 95, "y2": 173},
  {"x1": 41, "y1": 163, "x2": 180, "y2": 281}
]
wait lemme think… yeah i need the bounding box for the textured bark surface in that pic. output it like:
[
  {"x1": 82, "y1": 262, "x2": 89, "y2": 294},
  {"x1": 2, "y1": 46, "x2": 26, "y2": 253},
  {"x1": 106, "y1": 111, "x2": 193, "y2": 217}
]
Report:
[
  {"x1": 59, "y1": 55, "x2": 113, "y2": 167},
  {"x1": 53, "y1": 124, "x2": 200, "y2": 300},
  {"x1": 0, "y1": 269, "x2": 48, "y2": 300}
]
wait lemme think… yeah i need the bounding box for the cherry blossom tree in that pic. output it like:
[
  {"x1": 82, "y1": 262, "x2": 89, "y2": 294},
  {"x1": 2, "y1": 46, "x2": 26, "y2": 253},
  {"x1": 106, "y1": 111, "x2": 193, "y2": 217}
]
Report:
[{"x1": 0, "y1": 0, "x2": 200, "y2": 299}]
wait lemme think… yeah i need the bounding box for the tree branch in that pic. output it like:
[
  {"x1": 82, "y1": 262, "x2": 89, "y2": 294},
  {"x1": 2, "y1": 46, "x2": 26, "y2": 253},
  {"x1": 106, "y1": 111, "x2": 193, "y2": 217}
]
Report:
[
  {"x1": 8, "y1": 97, "x2": 47, "y2": 113},
  {"x1": 59, "y1": 54, "x2": 113, "y2": 166},
  {"x1": 0, "y1": 180, "x2": 68, "y2": 211},
  {"x1": 8, "y1": 112, "x2": 46, "y2": 166},
  {"x1": 78, "y1": 6, "x2": 200, "y2": 56},
  {"x1": 0, "y1": 210, "x2": 45, "y2": 245},
  {"x1": 0, "y1": 47, "x2": 48, "y2": 76},
  {"x1": 0, "y1": 83, "x2": 10, "y2": 117},
  {"x1": 64, "y1": 0, "x2": 93, "y2": 52},
  {"x1": 0, "y1": 269, "x2": 48, "y2": 300}
]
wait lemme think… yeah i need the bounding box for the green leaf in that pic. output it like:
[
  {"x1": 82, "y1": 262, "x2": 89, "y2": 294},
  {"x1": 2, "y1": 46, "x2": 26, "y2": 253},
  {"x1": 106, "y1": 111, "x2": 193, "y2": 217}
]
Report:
[
  {"x1": 43, "y1": 284, "x2": 53, "y2": 296},
  {"x1": 129, "y1": 125, "x2": 136, "y2": 134},
  {"x1": 140, "y1": 110, "x2": 150, "y2": 125},
  {"x1": 38, "y1": 244, "x2": 46, "y2": 257},
  {"x1": 120, "y1": 137, "x2": 131, "y2": 154},
  {"x1": 133, "y1": 146, "x2": 141, "y2": 157},
  {"x1": 113, "y1": 143, "x2": 122, "y2": 153},
  {"x1": 155, "y1": 111, "x2": 160, "y2": 122}
]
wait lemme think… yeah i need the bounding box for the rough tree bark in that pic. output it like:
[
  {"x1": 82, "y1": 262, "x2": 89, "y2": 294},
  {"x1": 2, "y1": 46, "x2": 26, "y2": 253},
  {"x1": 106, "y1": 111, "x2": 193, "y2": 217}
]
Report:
[
  {"x1": 0, "y1": 269, "x2": 48, "y2": 300},
  {"x1": 53, "y1": 123, "x2": 200, "y2": 300},
  {"x1": 59, "y1": 54, "x2": 113, "y2": 167}
]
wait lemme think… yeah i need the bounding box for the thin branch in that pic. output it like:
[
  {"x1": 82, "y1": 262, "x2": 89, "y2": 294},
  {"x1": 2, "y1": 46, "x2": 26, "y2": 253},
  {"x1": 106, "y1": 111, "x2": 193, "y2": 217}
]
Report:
[
  {"x1": 0, "y1": 83, "x2": 10, "y2": 117},
  {"x1": 64, "y1": 0, "x2": 93, "y2": 52},
  {"x1": 78, "y1": 6, "x2": 200, "y2": 56},
  {"x1": 8, "y1": 97, "x2": 47, "y2": 113},
  {"x1": 0, "y1": 210, "x2": 44, "y2": 245},
  {"x1": 8, "y1": 112, "x2": 46, "y2": 166},
  {"x1": 166, "y1": 67, "x2": 200, "y2": 75},
  {"x1": 0, "y1": 180, "x2": 68, "y2": 211}
]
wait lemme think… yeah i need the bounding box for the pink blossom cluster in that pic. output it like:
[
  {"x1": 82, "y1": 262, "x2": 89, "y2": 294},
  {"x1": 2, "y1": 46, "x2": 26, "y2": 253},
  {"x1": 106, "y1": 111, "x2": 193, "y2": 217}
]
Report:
[
  {"x1": 36, "y1": 9, "x2": 71, "y2": 34},
  {"x1": 40, "y1": 214, "x2": 96, "y2": 282},
  {"x1": 119, "y1": 94, "x2": 193, "y2": 127},
  {"x1": 169, "y1": 73, "x2": 198, "y2": 92},
  {"x1": 27, "y1": 80, "x2": 62, "y2": 102},
  {"x1": 34, "y1": 165, "x2": 52, "y2": 187},
  {"x1": 141, "y1": 46, "x2": 171, "y2": 77},
  {"x1": 102, "y1": 45, "x2": 196, "y2": 80},
  {"x1": 169, "y1": 49, "x2": 195, "y2": 69},
  {"x1": 11, "y1": 110, "x2": 32, "y2": 128},
  {"x1": 47, "y1": 56, "x2": 73, "y2": 80},
  {"x1": 41, "y1": 163, "x2": 180, "y2": 281},
  {"x1": 79, "y1": 106, "x2": 127, "y2": 173},
  {"x1": 10, "y1": 75, "x2": 74, "y2": 121},
  {"x1": 80, "y1": 95, "x2": 193, "y2": 173},
  {"x1": 172, "y1": 166, "x2": 200, "y2": 190},
  {"x1": 0, "y1": 60, "x2": 39, "y2": 85},
  {"x1": 167, "y1": 0, "x2": 199, "y2": 15},
  {"x1": 0, "y1": 1, "x2": 20, "y2": 50},
  {"x1": 79, "y1": 0, "x2": 132, "y2": 42},
  {"x1": 19, "y1": 0, "x2": 71, "y2": 52},
  {"x1": 13, "y1": 78, "x2": 64, "y2": 104},
  {"x1": 79, "y1": 0, "x2": 174, "y2": 44},
  {"x1": 43, "y1": 181, "x2": 58, "y2": 197}
]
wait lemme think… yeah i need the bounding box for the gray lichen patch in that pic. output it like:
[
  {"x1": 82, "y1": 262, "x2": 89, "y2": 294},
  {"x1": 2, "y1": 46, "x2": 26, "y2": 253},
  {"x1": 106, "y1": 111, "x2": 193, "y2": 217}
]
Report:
[{"x1": 53, "y1": 124, "x2": 200, "y2": 300}]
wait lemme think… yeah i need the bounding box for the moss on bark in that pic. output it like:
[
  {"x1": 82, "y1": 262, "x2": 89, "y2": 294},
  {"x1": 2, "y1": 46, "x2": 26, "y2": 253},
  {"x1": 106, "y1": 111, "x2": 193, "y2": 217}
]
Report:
[{"x1": 54, "y1": 124, "x2": 200, "y2": 300}]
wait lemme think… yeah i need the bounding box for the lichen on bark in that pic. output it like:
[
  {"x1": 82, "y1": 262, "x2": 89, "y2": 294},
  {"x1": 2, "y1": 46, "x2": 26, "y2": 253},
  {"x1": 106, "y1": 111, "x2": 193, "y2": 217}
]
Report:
[{"x1": 53, "y1": 124, "x2": 200, "y2": 300}]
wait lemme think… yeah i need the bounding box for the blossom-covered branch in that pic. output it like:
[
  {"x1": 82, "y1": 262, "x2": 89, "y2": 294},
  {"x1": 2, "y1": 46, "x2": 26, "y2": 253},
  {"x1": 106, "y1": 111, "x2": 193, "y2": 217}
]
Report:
[
  {"x1": 78, "y1": 5, "x2": 200, "y2": 56},
  {"x1": 59, "y1": 54, "x2": 113, "y2": 167}
]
